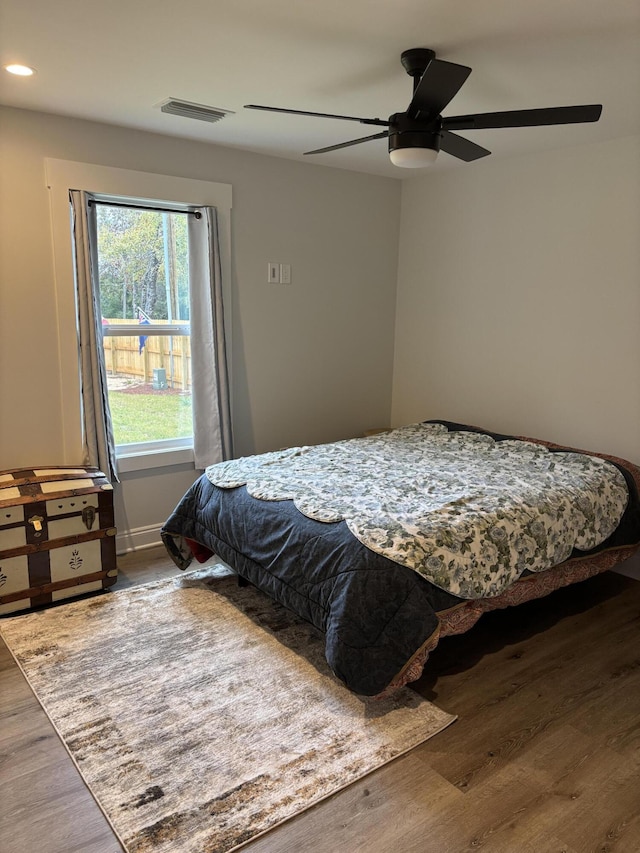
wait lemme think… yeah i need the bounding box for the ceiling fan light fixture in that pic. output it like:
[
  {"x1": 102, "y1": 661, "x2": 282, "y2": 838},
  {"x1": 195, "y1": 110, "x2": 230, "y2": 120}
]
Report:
[
  {"x1": 389, "y1": 147, "x2": 438, "y2": 168},
  {"x1": 388, "y1": 125, "x2": 441, "y2": 168}
]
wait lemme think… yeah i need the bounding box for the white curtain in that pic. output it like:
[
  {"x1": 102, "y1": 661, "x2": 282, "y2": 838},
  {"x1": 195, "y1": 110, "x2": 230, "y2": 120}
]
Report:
[
  {"x1": 69, "y1": 190, "x2": 119, "y2": 482},
  {"x1": 188, "y1": 207, "x2": 233, "y2": 467}
]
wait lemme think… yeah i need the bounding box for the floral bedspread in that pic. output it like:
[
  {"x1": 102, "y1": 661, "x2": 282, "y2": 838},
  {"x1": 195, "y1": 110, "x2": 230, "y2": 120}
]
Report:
[{"x1": 205, "y1": 423, "x2": 629, "y2": 599}]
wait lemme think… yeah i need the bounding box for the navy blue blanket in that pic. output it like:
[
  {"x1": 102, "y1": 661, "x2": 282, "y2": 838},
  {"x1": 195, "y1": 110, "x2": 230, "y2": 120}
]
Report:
[{"x1": 162, "y1": 476, "x2": 460, "y2": 695}]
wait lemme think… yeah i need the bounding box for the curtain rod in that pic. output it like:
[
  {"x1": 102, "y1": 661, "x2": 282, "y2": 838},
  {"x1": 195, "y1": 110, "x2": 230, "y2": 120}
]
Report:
[{"x1": 88, "y1": 199, "x2": 202, "y2": 219}]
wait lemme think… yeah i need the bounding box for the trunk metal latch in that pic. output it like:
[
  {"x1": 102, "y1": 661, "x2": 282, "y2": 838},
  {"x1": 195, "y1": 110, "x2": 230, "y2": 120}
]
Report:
[
  {"x1": 82, "y1": 505, "x2": 97, "y2": 530},
  {"x1": 28, "y1": 515, "x2": 44, "y2": 537}
]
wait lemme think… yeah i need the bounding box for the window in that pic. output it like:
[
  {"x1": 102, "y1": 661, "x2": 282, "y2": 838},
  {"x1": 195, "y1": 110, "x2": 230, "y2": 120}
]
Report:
[
  {"x1": 94, "y1": 201, "x2": 194, "y2": 455},
  {"x1": 46, "y1": 159, "x2": 233, "y2": 477}
]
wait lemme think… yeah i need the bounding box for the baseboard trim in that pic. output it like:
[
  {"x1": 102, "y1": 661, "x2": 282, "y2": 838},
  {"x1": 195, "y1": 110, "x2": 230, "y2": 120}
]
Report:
[{"x1": 116, "y1": 524, "x2": 165, "y2": 556}]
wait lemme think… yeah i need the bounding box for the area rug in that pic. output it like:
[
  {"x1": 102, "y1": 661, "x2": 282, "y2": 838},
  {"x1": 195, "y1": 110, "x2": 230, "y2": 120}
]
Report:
[{"x1": 0, "y1": 565, "x2": 455, "y2": 853}]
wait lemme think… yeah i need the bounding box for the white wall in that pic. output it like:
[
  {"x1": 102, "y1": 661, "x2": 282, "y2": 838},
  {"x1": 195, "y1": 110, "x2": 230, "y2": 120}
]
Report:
[
  {"x1": 0, "y1": 106, "x2": 400, "y2": 548},
  {"x1": 392, "y1": 135, "x2": 640, "y2": 464}
]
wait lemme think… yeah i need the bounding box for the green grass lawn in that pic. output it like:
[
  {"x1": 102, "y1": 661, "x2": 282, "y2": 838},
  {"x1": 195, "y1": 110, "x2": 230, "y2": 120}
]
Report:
[{"x1": 109, "y1": 390, "x2": 193, "y2": 444}]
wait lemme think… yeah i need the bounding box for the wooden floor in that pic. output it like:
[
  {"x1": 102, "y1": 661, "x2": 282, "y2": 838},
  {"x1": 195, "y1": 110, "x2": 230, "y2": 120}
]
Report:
[{"x1": 2, "y1": 548, "x2": 640, "y2": 853}]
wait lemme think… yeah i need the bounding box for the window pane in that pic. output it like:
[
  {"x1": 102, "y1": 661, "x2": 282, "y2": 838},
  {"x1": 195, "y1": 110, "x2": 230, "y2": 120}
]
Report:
[
  {"x1": 95, "y1": 204, "x2": 192, "y2": 449},
  {"x1": 102, "y1": 335, "x2": 193, "y2": 445}
]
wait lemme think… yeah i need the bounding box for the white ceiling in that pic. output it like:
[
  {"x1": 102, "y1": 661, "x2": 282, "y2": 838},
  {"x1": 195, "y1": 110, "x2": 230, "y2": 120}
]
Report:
[{"x1": 1, "y1": 0, "x2": 639, "y2": 178}]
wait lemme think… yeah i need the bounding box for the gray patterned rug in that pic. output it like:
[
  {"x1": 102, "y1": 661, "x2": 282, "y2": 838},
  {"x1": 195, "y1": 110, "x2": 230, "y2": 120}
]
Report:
[{"x1": 0, "y1": 565, "x2": 455, "y2": 853}]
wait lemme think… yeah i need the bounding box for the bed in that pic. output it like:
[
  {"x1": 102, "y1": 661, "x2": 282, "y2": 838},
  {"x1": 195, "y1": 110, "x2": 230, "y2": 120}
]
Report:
[{"x1": 161, "y1": 421, "x2": 640, "y2": 696}]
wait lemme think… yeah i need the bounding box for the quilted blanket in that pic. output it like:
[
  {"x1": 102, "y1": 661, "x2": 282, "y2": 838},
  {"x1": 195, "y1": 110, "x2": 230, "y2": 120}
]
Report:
[{"x1": 205, "y1": 423, "x2": 629, "y2": 598}]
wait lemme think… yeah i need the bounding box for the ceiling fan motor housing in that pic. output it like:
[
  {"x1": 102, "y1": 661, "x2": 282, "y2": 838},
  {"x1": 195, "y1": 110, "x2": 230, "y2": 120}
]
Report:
[{"x1": 387, "y1": 112, "x2": 441, "y2": 154}]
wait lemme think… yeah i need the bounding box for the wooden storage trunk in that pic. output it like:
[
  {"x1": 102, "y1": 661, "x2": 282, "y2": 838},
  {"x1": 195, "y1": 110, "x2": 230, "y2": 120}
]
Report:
[{"x1": 0, "y1": 467, "x2": 117, "y2": 615}]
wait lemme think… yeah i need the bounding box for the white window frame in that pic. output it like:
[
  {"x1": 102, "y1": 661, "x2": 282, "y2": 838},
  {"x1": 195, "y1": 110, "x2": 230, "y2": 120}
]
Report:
[
  {"x1": 96, "y1": 204, "x2": 193, "y2": 460},
  {"x1": 46, "y1": 160, "x2": 232, "y2": 472}
]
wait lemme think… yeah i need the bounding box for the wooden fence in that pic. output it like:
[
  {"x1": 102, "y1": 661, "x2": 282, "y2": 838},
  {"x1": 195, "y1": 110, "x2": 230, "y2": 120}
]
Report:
[{"x1": 102, "y1": 319, "x2": 191, "y2": 390}]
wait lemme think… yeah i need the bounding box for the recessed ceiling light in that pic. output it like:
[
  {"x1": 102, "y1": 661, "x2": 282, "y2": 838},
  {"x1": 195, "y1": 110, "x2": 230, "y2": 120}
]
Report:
[{"x1": 4, "y1": 64, "x2": 36, "y2": 76}]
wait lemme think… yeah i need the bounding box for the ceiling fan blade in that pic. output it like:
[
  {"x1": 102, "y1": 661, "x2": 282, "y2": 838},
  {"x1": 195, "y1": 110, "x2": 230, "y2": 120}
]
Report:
[
  {"x1": 304, "y1": 131, "x2": 389, "y2": 156},
  {"x1": 408, "y1": 59, "x2": 471, "y2": 120},
  {"x1": 443, "y1": 104, "x2": 602, "y2": 131},
  {"x1": 440, "y1": 131, "x2": 491, "y2": 162},
  {"x1": 244, "y1": 104, "x2": 389, "y2": 127}
]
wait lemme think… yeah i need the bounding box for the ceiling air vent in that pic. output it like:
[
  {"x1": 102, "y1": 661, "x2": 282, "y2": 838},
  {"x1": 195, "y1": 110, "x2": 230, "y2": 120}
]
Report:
[{"x1": 158, "y1": 98, "x2": 235, "y2": 123}]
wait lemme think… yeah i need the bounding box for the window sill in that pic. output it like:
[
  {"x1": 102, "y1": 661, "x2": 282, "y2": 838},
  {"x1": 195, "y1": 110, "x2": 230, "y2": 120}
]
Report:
[{"x1": 117, "y1": 446, "x2": 195, "y2": 474}]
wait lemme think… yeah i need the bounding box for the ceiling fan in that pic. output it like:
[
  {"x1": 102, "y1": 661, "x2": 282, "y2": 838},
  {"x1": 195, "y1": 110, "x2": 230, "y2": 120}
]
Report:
[{"x1": 245, "y1": 47, "x2": 602, "y2": 168}]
